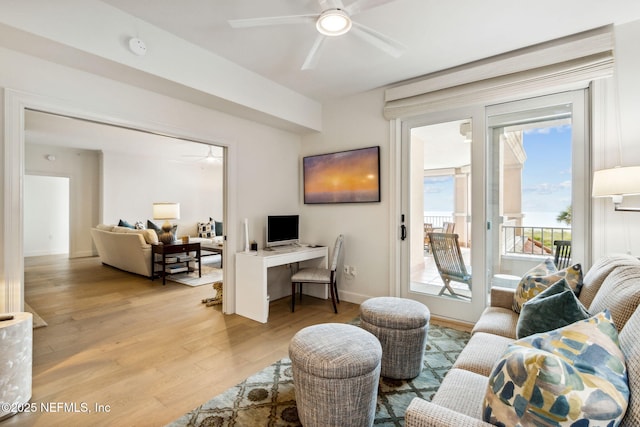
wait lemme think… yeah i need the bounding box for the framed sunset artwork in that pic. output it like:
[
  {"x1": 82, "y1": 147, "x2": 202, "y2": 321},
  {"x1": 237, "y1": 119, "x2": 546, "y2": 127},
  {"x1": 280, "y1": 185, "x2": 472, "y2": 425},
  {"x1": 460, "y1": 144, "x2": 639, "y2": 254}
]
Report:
[{"x1": 303, "y1": 146, "x2": 381, "y2": 204}]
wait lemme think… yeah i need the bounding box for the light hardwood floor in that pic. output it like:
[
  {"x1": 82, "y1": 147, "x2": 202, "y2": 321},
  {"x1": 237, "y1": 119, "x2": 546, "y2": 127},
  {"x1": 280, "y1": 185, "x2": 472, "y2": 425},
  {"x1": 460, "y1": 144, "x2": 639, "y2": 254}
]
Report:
[{"x1": 7, "y1": 255, "x2": 362, "y2": 427}]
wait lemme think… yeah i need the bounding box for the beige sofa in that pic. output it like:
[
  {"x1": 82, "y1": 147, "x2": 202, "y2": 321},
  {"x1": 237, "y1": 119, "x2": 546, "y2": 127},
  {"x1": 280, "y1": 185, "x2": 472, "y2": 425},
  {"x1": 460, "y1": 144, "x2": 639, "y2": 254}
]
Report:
[
  {"x1": 406, "y1": 254, "x2": 640, "y2": 427},
  {"x1": 90, "y1": 224, "x2": 159, "y2": 277},
  {"x1": 91, "y1": 224, "x2": 223, "y2": 277}
]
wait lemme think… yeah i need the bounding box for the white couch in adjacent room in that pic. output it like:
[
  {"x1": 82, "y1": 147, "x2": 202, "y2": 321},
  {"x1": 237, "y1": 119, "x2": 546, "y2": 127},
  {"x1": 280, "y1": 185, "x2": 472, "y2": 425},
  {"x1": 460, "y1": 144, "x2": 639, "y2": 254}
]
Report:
[{"x1": 90, "y1": 224, "x2": 158, "y2": 277}]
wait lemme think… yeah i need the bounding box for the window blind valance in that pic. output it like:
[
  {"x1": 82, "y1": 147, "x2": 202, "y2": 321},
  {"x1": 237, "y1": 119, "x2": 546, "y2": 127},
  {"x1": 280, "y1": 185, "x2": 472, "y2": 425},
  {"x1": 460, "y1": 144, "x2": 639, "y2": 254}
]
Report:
[{"x1": 383, "y1": 25, "x2": 614, "y2": 120}]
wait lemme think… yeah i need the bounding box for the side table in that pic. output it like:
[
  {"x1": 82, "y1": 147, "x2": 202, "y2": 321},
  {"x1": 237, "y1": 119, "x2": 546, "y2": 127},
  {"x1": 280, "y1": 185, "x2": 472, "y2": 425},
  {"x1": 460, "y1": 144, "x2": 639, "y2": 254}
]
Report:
[{"x1": 151, "y1": 242, "x2": 201, "y2": 285}]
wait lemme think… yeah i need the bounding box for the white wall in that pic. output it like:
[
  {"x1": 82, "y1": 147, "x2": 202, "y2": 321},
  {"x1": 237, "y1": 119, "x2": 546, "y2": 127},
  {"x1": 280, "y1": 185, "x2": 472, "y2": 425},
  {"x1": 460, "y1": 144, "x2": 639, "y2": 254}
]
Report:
[
  {"x1": 590, "y1": 19, "x2": 640, "y2": 259},
  {"x1": 24, "y1": 175, "x2": 69, "y2": 256},
  {"x1": 101, "y1": 150, "x2": 222, "y2": 237},
  {"x1": 301, "y1": 89, "x2": 391, "y2": 304}
]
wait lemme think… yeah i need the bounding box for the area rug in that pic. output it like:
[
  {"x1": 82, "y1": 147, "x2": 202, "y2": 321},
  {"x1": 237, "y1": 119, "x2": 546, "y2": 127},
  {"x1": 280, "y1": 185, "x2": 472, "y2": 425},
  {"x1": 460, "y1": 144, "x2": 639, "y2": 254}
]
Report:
[
  {"x1": 167, "y1": 265, "x2": 223, "y2": 287},
  {"x1": 166, "y1": 323, "x2": 470, "y2": 426},
  {"x1": 24, "y1": 302, "x2": 47, "y2": 328}
]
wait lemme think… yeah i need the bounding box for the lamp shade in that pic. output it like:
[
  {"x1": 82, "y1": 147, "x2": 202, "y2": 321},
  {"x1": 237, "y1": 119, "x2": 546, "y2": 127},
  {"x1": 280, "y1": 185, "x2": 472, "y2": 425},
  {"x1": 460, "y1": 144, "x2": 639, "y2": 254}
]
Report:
[
  {"x1": 592, "y1": 166, "x2": 640, "y2": 197},
  {"x1": 152, "y1": 202, "x2": 180, "y2": 220}
]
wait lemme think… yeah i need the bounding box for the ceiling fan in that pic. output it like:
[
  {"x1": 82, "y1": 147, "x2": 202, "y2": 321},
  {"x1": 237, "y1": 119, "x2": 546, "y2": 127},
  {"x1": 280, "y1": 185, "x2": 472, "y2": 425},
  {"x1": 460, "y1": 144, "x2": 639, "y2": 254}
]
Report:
[
  {"x1": 181, "y1": 145, "x2": 223, "y2": 163},
  {"x1": 228, "y1": 0, "x2": 405, "y2": 70}
]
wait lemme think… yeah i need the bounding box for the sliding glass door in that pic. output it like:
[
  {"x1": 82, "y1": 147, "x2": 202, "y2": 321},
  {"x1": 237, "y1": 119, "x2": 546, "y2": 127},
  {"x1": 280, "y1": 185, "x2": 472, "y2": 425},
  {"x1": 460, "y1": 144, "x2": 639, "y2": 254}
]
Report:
[
  {"x1": 399, "y1": 107, "x2": 487, "y2": 323},
  {"x1": 397, "y1": 90, "x2": 589, "y2": 324}
]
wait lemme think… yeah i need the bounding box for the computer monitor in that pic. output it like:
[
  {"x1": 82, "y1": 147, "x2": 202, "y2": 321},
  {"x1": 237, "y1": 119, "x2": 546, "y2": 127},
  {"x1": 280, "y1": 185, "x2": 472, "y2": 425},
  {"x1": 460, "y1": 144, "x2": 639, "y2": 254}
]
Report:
[{"x1": 266, "y1": 215, "x2": 299, "y2": 247}]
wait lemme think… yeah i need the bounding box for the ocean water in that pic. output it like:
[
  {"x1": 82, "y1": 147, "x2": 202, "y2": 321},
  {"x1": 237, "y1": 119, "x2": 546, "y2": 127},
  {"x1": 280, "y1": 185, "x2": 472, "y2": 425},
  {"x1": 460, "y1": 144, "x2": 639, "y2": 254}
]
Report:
[
  {"x1": 521, "y1": 211, "x2": 567, "y2": 228},
  {"x1": 424, "y1": 211, "x2": 568, "y2": 228}
]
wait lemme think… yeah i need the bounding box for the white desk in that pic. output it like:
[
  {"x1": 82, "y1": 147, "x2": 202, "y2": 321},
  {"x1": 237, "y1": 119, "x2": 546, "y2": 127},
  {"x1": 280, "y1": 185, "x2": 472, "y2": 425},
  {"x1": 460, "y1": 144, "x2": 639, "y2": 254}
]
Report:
[{"x1": 235, "y1": 246, "x2": 328, "y2": 323}]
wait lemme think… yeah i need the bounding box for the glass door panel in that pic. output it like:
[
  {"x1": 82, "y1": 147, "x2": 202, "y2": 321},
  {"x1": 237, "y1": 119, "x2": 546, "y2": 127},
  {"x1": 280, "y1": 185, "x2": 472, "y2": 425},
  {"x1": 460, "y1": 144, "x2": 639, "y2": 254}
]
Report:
[
  {"x1": 409, "y1": 119, "x2": 472, "y2": 299},
  {"x1": 486, "y1": 91, "x2": 589, "y2": 287},
  {"x1": 399, "y1": 108, "x2": 487, "y2": 324}
]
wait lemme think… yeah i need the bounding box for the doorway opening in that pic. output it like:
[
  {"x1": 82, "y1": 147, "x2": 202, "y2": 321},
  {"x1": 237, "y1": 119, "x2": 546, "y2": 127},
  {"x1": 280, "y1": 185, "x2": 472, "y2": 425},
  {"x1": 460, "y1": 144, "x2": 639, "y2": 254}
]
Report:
[
  {"x1": 409, "y1": 119, "x2": 473, "y2": 300},
  {"x1": 24, "y1": 175, "x2": 70, "y2": 257}
]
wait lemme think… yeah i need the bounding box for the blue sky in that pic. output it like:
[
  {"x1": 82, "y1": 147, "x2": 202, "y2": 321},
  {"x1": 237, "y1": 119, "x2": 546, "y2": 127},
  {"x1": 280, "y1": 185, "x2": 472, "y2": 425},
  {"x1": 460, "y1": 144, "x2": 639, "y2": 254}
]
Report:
[
  {"x1": 424, "y1": 124, "x2": 572, "y2": 218},
  {"x1": 521, "y1": 125, "x2": 572, "y2": 213}
]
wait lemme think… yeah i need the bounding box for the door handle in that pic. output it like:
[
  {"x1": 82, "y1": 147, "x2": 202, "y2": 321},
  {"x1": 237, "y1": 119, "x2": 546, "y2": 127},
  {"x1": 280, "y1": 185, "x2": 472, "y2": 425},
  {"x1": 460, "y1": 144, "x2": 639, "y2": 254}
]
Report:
[{"x1": 401, "y1": 224, "x2": 407, "y2": 240}]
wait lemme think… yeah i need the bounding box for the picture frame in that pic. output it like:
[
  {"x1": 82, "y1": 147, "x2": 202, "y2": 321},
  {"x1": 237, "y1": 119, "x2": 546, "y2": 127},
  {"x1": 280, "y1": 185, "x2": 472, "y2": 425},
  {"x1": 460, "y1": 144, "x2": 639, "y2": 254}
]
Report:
[{"x1": 303, "y1": 146, "x2": 381, "y2": 204}]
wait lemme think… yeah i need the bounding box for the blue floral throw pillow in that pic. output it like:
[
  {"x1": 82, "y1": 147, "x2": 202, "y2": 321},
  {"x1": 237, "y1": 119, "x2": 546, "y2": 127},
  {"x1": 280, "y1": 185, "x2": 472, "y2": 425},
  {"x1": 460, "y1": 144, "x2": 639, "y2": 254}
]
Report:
[{"x1": 484, "y1": 310, "x2": 629, "y2": 426}]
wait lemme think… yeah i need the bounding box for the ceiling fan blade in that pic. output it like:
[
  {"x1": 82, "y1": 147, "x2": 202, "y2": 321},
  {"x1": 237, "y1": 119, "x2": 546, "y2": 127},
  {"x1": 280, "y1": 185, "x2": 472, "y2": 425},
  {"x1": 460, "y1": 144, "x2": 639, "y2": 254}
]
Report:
[
  {"x1": 229, "y1": 14, "x2": 317, "y2": 29},
  {"x1": 301, "y1": 35, "x2": 327, "y2": 70},
  {"x1": 344, "y1": 0, "x2": 396, "y2": 16},
  {"x1": 319, "y1": 0, "x2": 346, "y2": 10},
  {"x1": 350, "y1": 21, "x2": 406, "y2": 58}
]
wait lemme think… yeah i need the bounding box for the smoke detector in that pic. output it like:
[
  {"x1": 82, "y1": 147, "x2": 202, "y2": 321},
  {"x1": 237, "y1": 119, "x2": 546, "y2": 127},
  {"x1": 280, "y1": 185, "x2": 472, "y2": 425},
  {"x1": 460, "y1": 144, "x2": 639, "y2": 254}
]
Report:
[{"x1": 128, "y1": 37, "x2": 147, "y2": 56}]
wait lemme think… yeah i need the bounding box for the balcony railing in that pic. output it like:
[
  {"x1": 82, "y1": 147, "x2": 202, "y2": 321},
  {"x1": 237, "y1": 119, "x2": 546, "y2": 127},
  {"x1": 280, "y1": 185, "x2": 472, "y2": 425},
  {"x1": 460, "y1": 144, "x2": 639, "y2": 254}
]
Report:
[
  {"x1": 502, "y1": 225, "x2": 571, "y2": 256},
  {"x1": 423, "y1": 215, "x2": 453, "y2": 229}
]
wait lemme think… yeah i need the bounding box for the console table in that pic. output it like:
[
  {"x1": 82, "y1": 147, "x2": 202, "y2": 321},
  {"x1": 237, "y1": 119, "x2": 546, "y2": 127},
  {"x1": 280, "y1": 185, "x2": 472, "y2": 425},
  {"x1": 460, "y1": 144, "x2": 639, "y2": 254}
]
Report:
[
  {"x1": 235, "y1": 246, "x2": 328, "y2": 323},
  {"x1": 151, "y1": 242, "x2": 201, "y2": 285}
]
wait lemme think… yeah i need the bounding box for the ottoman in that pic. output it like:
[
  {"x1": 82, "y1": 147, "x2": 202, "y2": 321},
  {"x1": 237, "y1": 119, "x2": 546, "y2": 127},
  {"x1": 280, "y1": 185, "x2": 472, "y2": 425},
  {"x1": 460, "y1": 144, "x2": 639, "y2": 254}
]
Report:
[
  {"x1": 360, "y1": 297, "x2": 430, "y2": 379},
  {"x1": 289, "y1": 323, "x2": 382, "y2": 427}
]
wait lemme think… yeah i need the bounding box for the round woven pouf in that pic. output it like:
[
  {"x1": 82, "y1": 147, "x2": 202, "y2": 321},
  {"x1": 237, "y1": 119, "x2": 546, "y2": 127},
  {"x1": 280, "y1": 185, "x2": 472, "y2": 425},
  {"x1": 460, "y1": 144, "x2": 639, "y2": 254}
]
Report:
[
  {"x1": 360, "y1": 297, "x2": 430, "y2": 379},
  {"x1": 289, "y1": 323, "x2": 382, "y2": 427}
]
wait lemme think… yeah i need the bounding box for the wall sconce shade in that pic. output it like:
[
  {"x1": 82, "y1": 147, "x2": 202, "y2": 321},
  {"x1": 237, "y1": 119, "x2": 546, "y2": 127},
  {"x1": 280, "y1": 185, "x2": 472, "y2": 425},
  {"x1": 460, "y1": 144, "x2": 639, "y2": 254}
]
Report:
[
  {"x1": 592, "y1": 166, "x2": 640, "y2": 212},
  {"x1": 153, "y1": 202, "x2": 180, "y2": 244}
]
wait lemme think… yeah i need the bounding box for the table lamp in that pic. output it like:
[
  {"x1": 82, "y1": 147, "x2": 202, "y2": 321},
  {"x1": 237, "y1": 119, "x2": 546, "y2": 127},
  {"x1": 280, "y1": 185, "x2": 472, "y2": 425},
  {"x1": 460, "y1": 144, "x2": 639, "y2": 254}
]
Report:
[{"x1": 153, "y1": 202, "x2": 180, "y2": 244}]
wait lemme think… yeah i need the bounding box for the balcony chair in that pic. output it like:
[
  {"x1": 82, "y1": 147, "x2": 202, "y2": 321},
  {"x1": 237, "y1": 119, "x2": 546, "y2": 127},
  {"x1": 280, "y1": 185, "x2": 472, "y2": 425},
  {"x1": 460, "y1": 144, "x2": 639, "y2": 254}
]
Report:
[
  {"x1": 442, "y1": 221, "x2": 455, "y2": 233},
  {"x1": 291, "y1": 234, "x2": 344, "y2": 313},
  {"x1": 423, "y1": 223, "x2": 434, "y2": 253},
  {"x1": 428, "y1": 232, "x2": 471, "y2": 298},
  {"x1": 553, "y1": 240, "x2": 572, "y2": 270}
]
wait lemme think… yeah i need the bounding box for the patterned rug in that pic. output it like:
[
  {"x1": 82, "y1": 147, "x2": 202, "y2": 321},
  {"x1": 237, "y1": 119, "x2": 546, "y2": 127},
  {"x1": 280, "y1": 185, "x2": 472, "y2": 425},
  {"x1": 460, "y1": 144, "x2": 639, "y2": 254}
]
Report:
[
  {"x1": 167, "y1": 265, "x2": 223, "y2": 287},
  {"x1": 166, "y1": 323, "x2": 470, "y2": 426},
  {"x1": 24, "y1": 302, "x2": 47, "y2": 328}
]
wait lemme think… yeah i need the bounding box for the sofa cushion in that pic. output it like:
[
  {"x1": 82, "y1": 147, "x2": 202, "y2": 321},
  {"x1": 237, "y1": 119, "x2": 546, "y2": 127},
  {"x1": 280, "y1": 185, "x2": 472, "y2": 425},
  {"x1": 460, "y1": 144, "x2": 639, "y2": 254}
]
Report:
[
  {"x1": 619, "y1": 306, "x2": 640, "y2": 427},
  {"x1": 515, "y1": 278, "x2": 590, "y2": 339},
  {"x1": 471, "y1": 307, "x2": 518, "y2": 339},
  {"x1": 512, "y1": 262, "x2": 583, "y2": 313},
  {"x1": 511, "y1": 259, "x2": 556, "y2": 312},
  {"x1": 484, "y1": 310, "x2": 629, "y2": 426},
  {"x1": 433, "y1": 368, "x2": 490, "y2": 420},
  {"x1": 118, "y1": 219, "x2": 135, "y2": 229},
  {"x1": 453, "y1": 332, "x2": 514, "y2": 377},
  {"x1": 588, "y1": 265, "x2": 640, "y2": 332},
  {"x1": 579, "y1": 254, "x2": 640, "y2": 309},
  {"x1": 197, "y1": 221, "x2": 215, "y2": 238},
  {"x1": 141, "y1": 229, "x2": 158, "y2": 245},
  {"x1": 112, "y1": 225, "x2": 158, "y2": 245},
  {"x1": 210, "y1": 218, "x2": 223, "y2": 236}
]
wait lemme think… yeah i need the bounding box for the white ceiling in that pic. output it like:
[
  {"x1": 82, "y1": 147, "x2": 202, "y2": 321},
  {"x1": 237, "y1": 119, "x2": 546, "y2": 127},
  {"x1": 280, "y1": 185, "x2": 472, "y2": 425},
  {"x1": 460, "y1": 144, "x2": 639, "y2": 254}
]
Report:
[{"x1": 100, "y1": 0, "x2": 640, "y2": 102}]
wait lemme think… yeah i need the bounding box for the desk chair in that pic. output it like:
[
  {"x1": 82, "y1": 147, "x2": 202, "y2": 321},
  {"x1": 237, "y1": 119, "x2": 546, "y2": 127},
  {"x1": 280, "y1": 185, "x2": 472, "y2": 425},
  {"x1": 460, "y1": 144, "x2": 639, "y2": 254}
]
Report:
[
  {"x1": 428, "y1": 232, "x2": 471, "y2": 298},
  {"x1": 291, "y1": 235, "x2": 344, "y2": 313}
]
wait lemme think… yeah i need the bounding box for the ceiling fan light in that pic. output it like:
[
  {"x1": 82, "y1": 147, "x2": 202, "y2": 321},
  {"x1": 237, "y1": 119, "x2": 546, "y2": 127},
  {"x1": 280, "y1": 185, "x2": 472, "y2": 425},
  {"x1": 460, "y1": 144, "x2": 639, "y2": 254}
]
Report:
[{"x1": 316, "y1": 9, "x2": 352, "y2": 36}]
